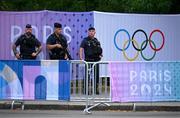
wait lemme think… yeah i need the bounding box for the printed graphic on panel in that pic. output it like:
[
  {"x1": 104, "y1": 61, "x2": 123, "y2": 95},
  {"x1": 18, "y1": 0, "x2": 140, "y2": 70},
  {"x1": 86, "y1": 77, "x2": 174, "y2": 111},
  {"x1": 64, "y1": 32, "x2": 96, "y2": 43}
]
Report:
[
  {"x1": 0, "y1": 60, "x2": 70, "y2": 100},
  {"x1": 113, "y1": 29, "x2": 165, "y2": 61},
  {"x1": 0, "y1": 10, "x2": 94, "y2": 60},
  {"x1": 109, "y1": 62, "x2": 180, "y2": 102}
]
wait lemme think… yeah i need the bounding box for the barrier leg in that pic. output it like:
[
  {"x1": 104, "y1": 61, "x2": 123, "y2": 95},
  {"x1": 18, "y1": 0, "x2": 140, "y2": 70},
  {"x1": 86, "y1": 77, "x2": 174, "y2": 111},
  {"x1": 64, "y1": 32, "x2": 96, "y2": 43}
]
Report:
[
  {"x1": 84, "y1": 63, "x2": 91, "y2": 114},
  {"x1": 133, "y1": 103, "x2": 136, "y2": 112},
  {"x1": 11, "y1": 100, "x2": 15, "y2": 110},
  {"x1": 11, "y1": 100, "x2": 24, "y2": 110},
  {"x1": 21, "y1": 101, "x2": 24, "y2": 110},
  {"x1": 84, "y1": 102, "x2": 110, "y2": 114}
]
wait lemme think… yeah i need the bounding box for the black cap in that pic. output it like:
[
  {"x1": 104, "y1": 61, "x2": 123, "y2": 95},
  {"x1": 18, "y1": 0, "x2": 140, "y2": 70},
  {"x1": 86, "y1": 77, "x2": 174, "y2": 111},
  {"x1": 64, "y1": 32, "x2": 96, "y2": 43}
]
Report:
[
  {"x1": 26, "y1": 24, "x2": 32, "y2": 28},
  {"x1": 54, "y1": 22, "x2": 62, "y2": 28},
  {"x1": 88, "y1": 27, "x2": 95, "y2": 31}
]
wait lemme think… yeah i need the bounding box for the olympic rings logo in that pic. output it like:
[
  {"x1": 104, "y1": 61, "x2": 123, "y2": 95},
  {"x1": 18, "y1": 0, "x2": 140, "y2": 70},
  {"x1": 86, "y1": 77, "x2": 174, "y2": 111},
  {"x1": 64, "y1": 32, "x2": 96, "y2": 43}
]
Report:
[{"x1": 114, "y1": 29, "x2": 165, "y2": 61}]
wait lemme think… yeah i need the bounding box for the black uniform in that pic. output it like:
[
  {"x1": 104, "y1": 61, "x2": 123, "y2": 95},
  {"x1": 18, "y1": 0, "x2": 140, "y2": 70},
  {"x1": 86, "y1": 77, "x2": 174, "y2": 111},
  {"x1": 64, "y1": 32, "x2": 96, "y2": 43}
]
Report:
[
  {"x1": 46, "y1": 33, "x2": 68, "y2": 60},
  {"x1": 14, "y1": 34, "x2": 41, "y2": 59},
  {"x1": 80, "y1": 36, "x2": 102, "y2": 62}
]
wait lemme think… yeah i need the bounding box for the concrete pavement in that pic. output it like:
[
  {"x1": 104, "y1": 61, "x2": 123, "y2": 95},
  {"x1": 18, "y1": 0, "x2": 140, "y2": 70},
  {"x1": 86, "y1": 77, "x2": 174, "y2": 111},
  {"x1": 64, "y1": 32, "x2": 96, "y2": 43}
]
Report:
[
  {"x1": 0, "y1": 110, "x2": 180, "y2": 118},
  {"x1": 1, "y1": 101, "x2": 180, "y2": 111}
]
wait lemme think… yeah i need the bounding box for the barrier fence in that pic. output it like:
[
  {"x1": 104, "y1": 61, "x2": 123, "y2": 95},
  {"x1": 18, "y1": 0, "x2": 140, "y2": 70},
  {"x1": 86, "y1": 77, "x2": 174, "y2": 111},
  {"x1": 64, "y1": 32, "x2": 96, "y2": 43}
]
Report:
[
  {"x1": 84, "y1": 61, "x2": 180, "y2": 113},
  {"x1": 0, "y1": 60, "x2": 180, "y2": 113}
]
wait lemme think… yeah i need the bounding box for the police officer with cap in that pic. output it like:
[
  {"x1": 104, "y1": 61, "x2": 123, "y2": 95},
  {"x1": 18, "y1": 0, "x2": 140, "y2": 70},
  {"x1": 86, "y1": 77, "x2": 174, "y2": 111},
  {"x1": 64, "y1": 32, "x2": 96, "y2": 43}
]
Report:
[
  {"x1": 12, "y1": 24, "x2": 42, "y2": 60},
  {"x1": 46, "y1": 22, "x2": 71, "y2": 60}
]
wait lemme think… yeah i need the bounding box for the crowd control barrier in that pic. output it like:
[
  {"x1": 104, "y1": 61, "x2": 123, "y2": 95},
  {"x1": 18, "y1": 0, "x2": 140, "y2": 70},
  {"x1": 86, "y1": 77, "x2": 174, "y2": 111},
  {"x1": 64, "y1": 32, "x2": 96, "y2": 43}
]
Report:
[
  {"x1": 1, "y1": 60, "x2": 180, "y2": 114},
  {"x1": 83, "y1": 61, "x2": 180, "y2": 113}
]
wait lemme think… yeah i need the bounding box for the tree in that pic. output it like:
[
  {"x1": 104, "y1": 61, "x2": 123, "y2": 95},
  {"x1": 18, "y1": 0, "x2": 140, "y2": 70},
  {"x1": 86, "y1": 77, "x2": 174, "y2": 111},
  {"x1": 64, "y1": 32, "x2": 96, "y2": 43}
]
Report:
[{"x1": 0, "y1": 0, "x2": 180, "y2": 14}]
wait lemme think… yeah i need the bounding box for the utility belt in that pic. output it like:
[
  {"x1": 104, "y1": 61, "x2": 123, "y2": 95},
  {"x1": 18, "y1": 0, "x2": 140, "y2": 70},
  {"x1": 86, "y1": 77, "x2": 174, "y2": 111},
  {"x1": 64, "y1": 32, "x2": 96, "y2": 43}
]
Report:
[
  {"x1": 20, "y1": 54, "x2": 36, "y2": 60},
  {"x1": 49, "y1": 52, "x2": 66, "y2": 60},
  {"x1": 85, "y1": 55, "x2": 100, "y2": 62}
]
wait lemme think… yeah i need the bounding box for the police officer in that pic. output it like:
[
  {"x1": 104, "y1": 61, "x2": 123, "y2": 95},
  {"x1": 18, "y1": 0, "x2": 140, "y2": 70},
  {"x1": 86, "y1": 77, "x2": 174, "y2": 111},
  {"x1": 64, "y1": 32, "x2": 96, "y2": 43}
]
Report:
[
  {"x1": 46, "y1": 23, "x2": 71, "y2": 60},
  {"x1": 79, "y1": 27, "x2": 102, "y2": 61},
  {"x1": 79, "y1": 27, "x2": 103, "y2": 94},
  {"x1": 12, "y1": 24, "x2": 42, "y2": 60}
]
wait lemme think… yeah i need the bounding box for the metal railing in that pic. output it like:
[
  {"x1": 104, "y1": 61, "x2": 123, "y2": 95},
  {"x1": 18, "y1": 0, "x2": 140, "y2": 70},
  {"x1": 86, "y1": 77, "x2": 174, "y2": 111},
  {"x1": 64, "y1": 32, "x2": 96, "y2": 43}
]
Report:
[
  {"x1": 9, "y1": 60, "x2": 111, "y2": 113},
  {"x1": 83, "y1": 61, "x2": 111, "y2": 114},
  {"x1": 7, "y1": 61, "x2": 180, "y2": 114},
  {"x1": 70, "y1": 60, "x2": 88, "y2": 101}
]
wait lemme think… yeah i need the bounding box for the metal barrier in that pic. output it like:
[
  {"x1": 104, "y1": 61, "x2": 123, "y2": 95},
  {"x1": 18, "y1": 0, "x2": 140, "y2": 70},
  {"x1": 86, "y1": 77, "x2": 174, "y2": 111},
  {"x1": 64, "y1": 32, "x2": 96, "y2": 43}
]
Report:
[
  {"x1": 83, "y1": 61, "x2": 111, "y2": 114},
  {"x1": 8, "y1": 60, "x2": 111, "y2": 112},
  {"x1": 70, "y1": 60, "x2": 105, "y2": 112},
  {"x1": 70, "y1": 60, "x2": 87, "y2": 101},
  {"x1": 6, "y1": 61, "x2": 180, "y2": 114},
  {"x1": 71, "y1": 60, "x2": 111, "y2": 114},
  {"x1": 1, "y1": 60, "x2": 137, "y2": 113}
]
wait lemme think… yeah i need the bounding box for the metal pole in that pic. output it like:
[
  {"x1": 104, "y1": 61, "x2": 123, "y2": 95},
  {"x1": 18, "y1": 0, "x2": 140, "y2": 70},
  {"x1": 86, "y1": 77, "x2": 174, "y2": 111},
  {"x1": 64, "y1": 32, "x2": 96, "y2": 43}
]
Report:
[{"x1": 70, "y1": 60, "x2": 88, "y2": 109}]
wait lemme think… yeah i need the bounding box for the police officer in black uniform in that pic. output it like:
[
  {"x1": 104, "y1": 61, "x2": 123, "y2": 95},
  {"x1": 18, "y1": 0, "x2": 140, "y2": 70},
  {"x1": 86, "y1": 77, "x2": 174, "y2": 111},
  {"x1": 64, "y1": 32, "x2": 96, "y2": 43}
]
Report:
[
  {"x1": 79, "y1": 27, "x2": 103, "y2": 94},
  {"x1": 12, "y1": 24, "x2": 42, "y2": 60},
  {"x1": 79, "y1": 27, "x2": 102, "y2": 62},
  {"x1": 46, "y1": 23, "x2": 71, "y2": 60}
]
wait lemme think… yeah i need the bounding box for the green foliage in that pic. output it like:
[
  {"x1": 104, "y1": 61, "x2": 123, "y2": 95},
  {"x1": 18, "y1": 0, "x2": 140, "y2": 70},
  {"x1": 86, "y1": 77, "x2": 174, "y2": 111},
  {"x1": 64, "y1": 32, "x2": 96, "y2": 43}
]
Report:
[
  {"x1": 123, "y1": 0, "x2": 173, "y2": 13},
  {"x1": 0, "y1": 0, "x2": 179, "y2": 14}
]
